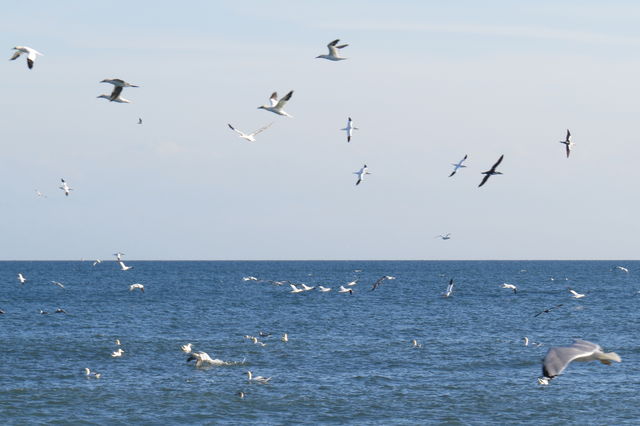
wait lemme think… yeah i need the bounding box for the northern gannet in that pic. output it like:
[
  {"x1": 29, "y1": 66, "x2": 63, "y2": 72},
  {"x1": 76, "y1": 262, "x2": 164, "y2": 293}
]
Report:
[
  {"x1": 539, "y1": 339, "x2": 621, "y2": 384},
  {"x1": 534, "y1": 304, "x2": 564, "y2": 317},
  {"x1": 119, "y1": 261, "x2": 134, "y2": 271},
  {"x1": 243, "y1": 276, "x2": 259, "y2": 281},
  {"x1": 228, "y1": 123, "x2": 273, "y2": 142},
  {"x1": 443, "y1": 279, "x2": 454, "y2": 297},
  {"x1": 258, "y1": 91, "x2": 294, "y2": 117},
  {"x1": 501, "y1": 283, "x2": 517, "y2": 294},
  {"x1": 51, "y1": 281, "x2": 65, "y2": 288},
  {"x1": 346, "y1": 279, "x2": 358, "y2": 286},
  {"x1": 111, "y1": 348, "x2": 124, "y2": 357},
  {"x1": 17, "y1": 273, "x2": 26, "y2": 284},
  {"x1": 10, "y1": 46, "x2": 43, "y2": 69},
  {"x1": 448, "y1": 155, "x2": 468, "y2": 177},
  {"x1": 97, "y1": 85, "x2": 131, "y2": 103},
  {"x1": 338, "y1": 286, "x2": 353, "y2": 294},
  {"x1": 92, "y1": 259, "x2": 102, "y2": 267},
  {"x1": 300, "y1": 283, "x2": 315, "y2": 291},
  {"x1": 317, "y1": 286, "x2": 332, "y2": 292},
  {"x1": 316, "y1": 39, "x2": 349, "y2": 61},
  {"x1": 84, "y1": 368, "x2": 101, "y2": 379},
  {"x1": 114, "y1": 252, "x2": 125, "y2": 261},
  {"x1": 282, "y1": 333, "x2": 288, "y2": 342},
  {"x1": 559, "y1": 129, "x2": 574, "y2": 158},
  {"x1": 478, "y1": 155, "x2": 504, "y2": 187},
  {"x1": 100, "y1": 79, "x2": 139, "y2": 88},
  {"x1": 435, "y1": 233, "x2": 451, "y2": 240},
  {"x1": 59, "y1": 178, "x2": 72, "y2": 196},
  {"x1": 411, "y1": 339, "x2": 422, "y2": 348},
  {"x1": 290, "y1": 284, "x2": 304, "y2": 293},
  {"x1": 246, "y1": 371, "x2": 271, "y2": 383},
  {"x1": 129, "y1": 283, "x2": 144, "y2": 292},
  {"x1": 569, "y1": 288, "x2": 586, "y2": 299},
  {"x1": 341, "y1": 117, "x2": 358, "y2": 142},
  {"x1": 615, "y1": 266, "x2": 629, "y2": 273},
  {"x1": 181, "y1": 343, "x2": 193, "y2": 353},
  {"x1": 354, "y1": 164, "x2": 371, "y2": 186},
  {"x1": 370, "y1": 275, "x2": 396, "y2": 291}
]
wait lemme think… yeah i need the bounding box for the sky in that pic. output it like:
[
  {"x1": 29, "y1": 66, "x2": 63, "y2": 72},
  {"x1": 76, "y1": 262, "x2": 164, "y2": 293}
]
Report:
[{"x1": 3, "y1": 0, "x2": 640, "y2": 260}]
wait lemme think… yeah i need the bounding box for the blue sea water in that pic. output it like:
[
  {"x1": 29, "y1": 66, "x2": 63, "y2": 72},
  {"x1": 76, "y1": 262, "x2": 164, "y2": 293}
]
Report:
[{"x1": 1, "y1": 260, "x2": 639, "y2": 424}]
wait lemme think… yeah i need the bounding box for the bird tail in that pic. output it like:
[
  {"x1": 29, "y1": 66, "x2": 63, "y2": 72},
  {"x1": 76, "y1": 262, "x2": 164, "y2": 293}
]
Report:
[{"x1": 600, "y1": 352, "x2": 622, "y2": 364}]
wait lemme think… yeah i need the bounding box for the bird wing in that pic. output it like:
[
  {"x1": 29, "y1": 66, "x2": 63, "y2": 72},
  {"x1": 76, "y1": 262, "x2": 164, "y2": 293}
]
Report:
[
  {"x1": 566, "y1": 144, "x2": 571, "y2": 158},
  {"x1": 569, "y1": 289, "x2": 578, "y2": 296},
  {"x1": 478, "y1": 174, "x2": 491, "y2": 187},
  {"x1": 10, "y1": 50, "x2": 22, "y2": 60},
  {"x1": 228, "y1": 124, "x2": 244, "y2": 135},
  {"x1": 542, "y1": 340, "x2": 600, "y2": 378},
  {"x1": 448, "y1": 170, "x2": 456, "y2": 177},
  {"x1": 491, "y1": 154, "x2": 504, "y2": 170},
  {"x1": 275, "y1": 91, "x2": 293, "y2": 108},
  {"x1": 462, "y1": 154, "x2": 468, "y2": 162},
  {"x1": 269, "y1": 92, "x2": 278, "y2": 107},
  {"x1": 251, "y1": 122, "x2": 273, "y2": 136},
  {"x1": 26, "y1": 49, "x2": 38, "y2": 62},
  {"x1": 566, "y1": 129, "x2": 571, "y2": 141},
  {"x1": 110, "y1": 86, "x2": 124, "y2": 100}
]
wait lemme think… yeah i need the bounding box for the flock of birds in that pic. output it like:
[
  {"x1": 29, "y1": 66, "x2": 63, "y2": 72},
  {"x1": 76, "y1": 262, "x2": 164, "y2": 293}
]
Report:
[{"x1": 7, "y1": 38, "x2": 620, "y2": 389}]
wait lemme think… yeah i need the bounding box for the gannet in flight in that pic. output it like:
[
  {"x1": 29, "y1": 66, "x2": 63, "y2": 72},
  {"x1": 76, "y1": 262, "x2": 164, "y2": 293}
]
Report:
[
  {"x1": 615, "y1": 266, "x2": 629, "y2": 273},
  {"x1": 101, "y1": 79, "x2": 139, "y2": 88},
  {"x1": 370, "y1": 275, "x2": 396, "y2": 291},
  {"x1": 443, "y1": 279, "x2": 454, "y2": 297},
  {"x1": 290, "y1": 284, "x2": 304, "y2": 293},
  {"x1": 534, "y1": 303, "x2": 563, "y2": 317},
  {"x1": 119, "y1": 261, "x2": 134, "y2": 271},
  {"x1": 10, "y1": 46, "x2": 43, "y2": 69},
  {"x1": 346, "y1": 279, "x2": 358, "y2": 286},
  {"x1": 300, "y1": 283, "x2": 315, "y2": 291},
  {"x1": 317, "y1": 286, "x2": 332, "y2": 292},
  {"x1": 111, "y1": 348, "x2": 124, "y2": 357},
  {"x1": 17, "y1": 273, "x2": 26, "y2": 284},
  {"x1": 338, "y1": 286, "x2": 353, "y2": 294},
  {"x1": 354, "y1": 164, "x2": 371, "y2": 186},
  {"x1": 181, "y1": 343, "x2": 193, "y2": 353},
  {"x1": 228, "y1": 123, "x2": 273, "y2": 142},
  {"x1": 501, "y1": 283, "x2": 517, "y2": 294},
  {"x1": 539, "y1": 339, "x2": 621, "y2": 384},
  {"x1": 341, "y1": 117, "x2": 358, "y2": 142},
  {"x1": 559, "y1": 129, "x2": 574, "y2": 158},
  {"x1": 435, "y1": 233, "x2": 451, "y2": 240},
  {"x1": 84, "y1": 368, "x2": 101, "y2": 379},
  {"x1": 246, "y1": 371, "x2": 271, "y2": 384},
  {"x1": 129, "y1": 283, "x2": 144, "y2": 292},
  {"x1": 59, "y1": 179, "x2": 72, "y2": 196},
  {"x1": 114, "y1": 252, "x2": 125, "y2": 261},
  {"x1": 51, "y1": 281, "x2": 65, "y2": 288},
  {"x1": 138, "y1": 118, "x2": 142, "y2": 125},
  {"x1": 243, "y1": 276, "x2": 258, "y2": 281},
  {"x1": 569, "y1": 288, "x2": 586, "y2": 299},
  {"x1": 92, "y1": 259, "x2": 102, "y2": 267},
  {"x1": 411, "y1": 339, "x2": 422, "y2": 348},
  {"x1": 448, "y1": 155, "x2": 468, "y2": 177},
  {"x1": 258, "y1": 91, "x2": 294, "y2": 117},
  {"x1": 97, "y1": 85, "x2": 131, "y2": 103},
  {"x1": 478, "y1": 155, "x2": 504, "y2": 187},
  {"x1": 316, "y1": 39, "x2": 349, "y2": 61}
]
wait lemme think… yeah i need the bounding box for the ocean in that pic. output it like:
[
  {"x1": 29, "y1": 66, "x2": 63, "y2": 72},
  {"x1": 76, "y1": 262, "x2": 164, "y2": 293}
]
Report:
[{"x1": 1, "y1": 260, "x2": 638, "y2": 424}]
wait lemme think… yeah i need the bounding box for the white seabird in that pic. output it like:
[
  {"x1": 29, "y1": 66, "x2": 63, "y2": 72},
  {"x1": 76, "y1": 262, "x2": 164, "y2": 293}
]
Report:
[
  {"x1": 290, "y1": 284, "x2": 304, "y2": 293},
  {"x1": 114, "y1": 252, "x2": 125, "y2": 261},
  {"x1": 100, "y1": 78, "x2": 139, "y2": 88},
  {"x1": 187, "y1": 351, "x2": 240, "y2": 368},
  {"x1": 300, "y1": 283, "x2": 315, "y2": 291},
  {"x1": 181, "y1": 343, "x2": 193, "y2": 353},
  {"x1": 51, "y1": 281, "x2": 65, "y2": 288},
  {"x1": 282, "y1": 333, "x2": 288, "y2": 342},
  {"x1": 341, "y1": 117, "x2": 359, "y2": 142},
  {"x1": 97, "y1": 85, "x2": 131, "y2": 103},
  {"x1": 111, "y1": 348, "x2": 124, "y2": 357},
  {"x1": 501, "y1": 283, "x2": 517, "y2": 294},
  {"x1": 92, "y1": 259, "x2": 102, "y2": 267},
  {"x1": 354, "y1": 164, "x2": 371, "y2": 186},
  {"x1": 316, "y1": 39, "x2": 349, "y2": 61},
  {"x1": 411, "y1": 339, "x2": 422, "y2": 348},
  {"x1": 228, "y1": 123, "x2": 273, "y2": 142},
  {"x1": 119, "y1": 261, "x2": 134, "y2": 271},
  {"x1": 59, "y1": 179, "x2": 72, "y2": 196},
  {"x1": 442, "y1": 279, "x2": 454, "y2": 298},
  {"x1": 129, "y1": 283, "x2": 144, "y2": 292},
  {"x1": 569, "y1": 288, "x2": 586, "y2": 299},
  {"x1": 35, "y1": 189, "x2": 47, "y2": 198},
  {"x1": 243, "y1": 276, "x2": 259, "y2": 281},
  {"x1": 10, "y1": 46, "x2": 43, "y2": 69},
  {"x1": 115, "y1": 339, "x2": 121, "y2": 346},
  {"x1": 615, "y1": 266, "x2": 629, "y2": 273},
  {"x1": 17, "y1": 273, "x2": 26, "y2": 284},
  {"x1": 317, "y1": 286, "x2": 332, "y2": 292},
  {"x1": 258, "y1": 91, "x2": 294, "y2": 117},
  {"x1": 540, "y1": 339, "x2": 621, "y2": 383},
  {"x1": 524, "y1": 337, "x2": 529, "y2": 346},
  {"x1": 559, "y1": 129, "x2": 574, "y2": 159},
  {"x1": 448, "y1": 155, "x2": 468, "y2": 177},
  {"x1": 246, "y1": 370, "x2": 271, "y2": 384},
  {"x1": 84, "y1": 368, "x2": 101, "y2": 379},
  {"x1": 338, "y1": 286, "x2": 353, "y2": 294}
]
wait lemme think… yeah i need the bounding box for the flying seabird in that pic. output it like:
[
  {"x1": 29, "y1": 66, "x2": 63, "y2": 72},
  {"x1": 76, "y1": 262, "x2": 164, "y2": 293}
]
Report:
[
  {"x1": 448, "y1": 155, "x2": 468, "y2": 177},
  {"x1": 119, "y1": 261, "x2": 134, "y2": 271},
  {"x1": 51, "y1": 281, "x2": 65, "y2": 288},
  {"x1": 316, "y1": 39, "x2": 349, "y2": 61},
  {"x1": 317, "y1": 286, "x2": 332, "y2": 292},
  {"x1": 258, "y1": 91, "x2": 294, "y2": 117},
  {"x1": 501, "y1": 283, "x2": 517, "y2": 294},
  {"x1": 243, "y1": 276, "x2": 259, "y2": 281},
  {"x1": 114, "y1": 252, "x2": 125, "y2": 261},
  {"x1": 228, "y1": 123, "x2": 273, "y2": 142},
  {"x1": 354, "y1": 164, "x2": 371, "y2": 186},
  {"x1": 290, "y1": 284, "x2": 304, "y2": 293},
  {"x1": 539, "y1": 339, "x2": 621, "y2": 383},
  {"x1": 478, "y1": 155, "x2": 504, "y2": 187},
  {"x1": 129, "y1": 283, "x2": 144, "y2": 292},
  {"x1": 17, "y1": 273, "x2": 26, "y2": 284},
  {"x1": 338, "y1": 286, "x2": 353, "y2": 294},
  {"x1": 300, "y1": 283, "x2": 315, "y2": 291},
  {"x1": 111, "y1": 348, "x2": 124, "y2": 357},
  {"x1": 100, "y1": 79, "x2": 139, "y2": 88},
  {"x1": 370, "y1": 275, "x2": 396, "y2": 291},
  {"x1": 534, "y1": 304, "x2": 564, "y2": 317},
  {"x1": 59, "y1": 179, "x2": 72, "y2": 196},
  {"x1": 92, "y1": 259, "x2": 102, "y2": 267},
  {"x1": 10, "y1": 46, "x2": 43, "y2": 69},
  {"x1": 340, "y1": 117, "x2": 358, "y2": 142},
  {"x1": 569, "y1": 288, "x2": 586, "y2": 299},
  {"x1": 246, "y1": 371, "x2": 271, "y2": 384},
  {"x1": 97, "y1": 85, "x2": 131, "y2": 103},
  {"x1": 559, "y1": 129, "x2": 574, "y2": 158},
  {"x1": 615, "y1": 266, "x2": 629, "y2": 273},
  {"x1": 435, "y1": 233, "x2": 451, "y2": 240},
  {"x1": 181, "y1": 343, "x2": 193, "y2": 353},
  {"x1": 443, "y1": 279, "x2": 454, "y2": 298}
]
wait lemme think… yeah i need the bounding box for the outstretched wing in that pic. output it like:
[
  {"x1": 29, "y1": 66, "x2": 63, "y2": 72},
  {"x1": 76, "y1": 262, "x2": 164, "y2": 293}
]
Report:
[
  {"x1": 269, "y1": 92, "x2": 278, "y2": 107},
  {"x1": 491, "y1": 154, "x2": 504, "y2": 170},
  {"x1": 227, "y1": 124, "x2": 244, "y2": 135},
  {"x1": 275, "y1": 91, "x2": 293, "y2": 109},
  {"x1": 251, "y1": 122, "x2": 273, "y2": 136},
  {"x1": 478, "y1": 174, "x2": 490, "y2": 187},
  {"x1": 110, "y1": 85, "x2": 124, "y2": 100},
  {"x1": 9, "y1": 50, "x2": 22, "y2": 61}
]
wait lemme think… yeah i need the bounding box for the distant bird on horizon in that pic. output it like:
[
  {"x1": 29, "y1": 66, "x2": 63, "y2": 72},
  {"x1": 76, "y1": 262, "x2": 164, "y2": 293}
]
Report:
[
  {"x1": 59, "y1": 179, "x2": 72, "y2": 196},
  {"x1": 129, "y1": 283, "x2": 144, "y2": 292},
  {"x1": 615, "y1": 266, "x2": 629, "y2": 273},
  {"x1": 559, "y1": 129, "x2": 574, "y2": 158},
  {"x1": 138, "y1": 118, "x2": 142, "y2": 125},
  {"x1": 341, "y1": 117, "x2": 358, "y2": 142},
  {"x1": 443, "y1": 279, "x2": 454, "y2": 297},
  {"x1": 501, "y1": 283, "x2": 517, "y2": 294},
  {"x1": 539, "y1": 339, "x2": 621, "y2": 384},
  {"x1": 371, "y1": 275, "x2": 396, "y2": 291},
  {"x1": 534, "y1": 303, "x2": 564, "y2": 317},
  {"x1": 17, "y1": 273, "x2": 26, "y2": 284},
  {"x1": 10, "y1": 46, "x2": 43, "y2": 69},
  {"x1": 92, "y1": 259, "x2": 102, "y2": 267},
  {"x1": 114, "y1": 252, "x2": 125, "y2": 261},
  {"x1": 228, "y1": 122, "x2": 273, "y2": 142},
  {"x1": 448, "y1": 155, "x2": 468, "y2": 177},
  {"x1": 435, "y1": 233, "x2": 451, "y2": 240},
  {"x1": 258, "y1": 91, "x2": 294, "y2": 117},
  {"x1": 316, "y1": 39, "x2": 349, "y2": 61},
  {"x1": 354, "y1": 164, "x2": 371, "y2": 186},
  {"x1": 478, "y1": 155, "x2": 504, "y2": 187}
]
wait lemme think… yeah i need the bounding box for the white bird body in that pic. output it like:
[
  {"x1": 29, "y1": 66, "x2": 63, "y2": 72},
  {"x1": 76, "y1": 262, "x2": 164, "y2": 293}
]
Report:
[
  {"x1": 51, "y1": 281, "x2": 65, "y2": 288},
  {"x1": 243, "y1": 276, "x2": 258, "y2": 281},
  {"x1": 111, "y1": 348, "x2": 124, "y2": 357},
  {"x1": 92, "y1": 259, "x2": 102, "y2": 267},
  {"x1": 290, "y1": 284, "x2": 304, "y2": 293},
  {"x1": 354, "y1": 165, "x2": 371, "y2": 186},
  {"x1": 258, "y1": 91, "x2": 294, "y2": 117},
  {"x1": 411, "y1": 339, "x2": 422, "y2": 348},
  {"x1": 59, "y1": 179, "x2": 72, "y2": 196},
  {"x1": 187, "y1": 351, "x2": 236, "y2": 367},
  {"x1": 300, "y1": 283, "x2": 315, "y2": 291},
  {"x1": 114, "y1": 252, "x2": 125, "y2": 261},
  {"x1": 338, "y1": 286, "x2": 353, "y2": 294},
  {"x1": 17, "y1": 273, "x2": 26, "y2": 284},
  {"x1": 501, "y1": 283, "x2": 517, "y2": 293},
  {"x1": 10, "y1": 46, "x2": 43, "y2": 69},
  {"x1": 346, "y1": 280, "x2": 358, "y2": 286},
  {"x1": 316, "y1": 39, "x2": 349, "y2": 61},
  {"x1": 615, "y1": 266, "x2": 629, "y2": 273},
  {"x1": 115, "y1": 339, "x2": 121, "y2": 346},
  {"x1": 317, "y1": 286, "x2": 332, "y2": 292},
  {"x1": 569, "y1": 289, "x2": 586, "y2": 299},
  {"x1": 247, "y1": 370, "x2": 271, "y2": 383},
  {"x1": 84, "y1": 368, "x2": 101, "y2": 379},
  {"x1": 443, "y1": 279, "x2": 454, "y2": 297},
  {"x1": 282, "y1": 333, "x2": 288, "y2": 342},
  {"x1": 129, "y1": 283, "x2": 144, "y2": 292},
  {"x1": 181, "y1": 343, "x2": 193, "y2": 353},
  {"x1": 228, "y1": 123, "x2": 273, "y2": 142},
  {"x1": 119, "y1": 261, "x2": 134, "y2": 271},
  {"x1": 341, "y1": 117, "x2": 359, "y2": 142}
]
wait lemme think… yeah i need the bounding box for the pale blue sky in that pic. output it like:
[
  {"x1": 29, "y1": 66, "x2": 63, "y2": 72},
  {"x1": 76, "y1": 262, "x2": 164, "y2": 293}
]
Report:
[{"x1": 3, "y1": 1, "x2": 640, "y2": 260}]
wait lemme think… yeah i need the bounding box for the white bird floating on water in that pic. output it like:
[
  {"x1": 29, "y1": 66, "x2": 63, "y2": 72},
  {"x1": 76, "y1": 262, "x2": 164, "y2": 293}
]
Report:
[
  {"x1": 181, "y1": 343, "x2": 193, "y2": 353},
  {"x1": 115, "y1": 339, "x2": 121, "y2": 346},
  {"x1": 258, "y1": 91, "x2": 294, "y2": 117},
  {"x1": 10, "y1": 46, "x2": 43, "y2": 69},
  {"x1": 317, "y1": 286, "x2": 332, "y2": 292},
  {"x1": 111, "y1": 348, "x2": 124, "y2": 358},
  {"x1": 448, "y1": 155, "x2": 468, "y2": 177},
  {"x1": 59, "y1": 179, "x2": 72, "y2": 196},
  {"x1": 411, "y1": 339, "x2": 422, "y2": 348},
  {"x1": 246, "y1": 371, "x2": 271, "y2": 384},
  {"x1": 17, "y1": 273, "x2": 26, "y2": 284},
  {"x1": 354, "y1": 165, "x2": 371, "y2": 186},
  {"x1": 129, "y1": 283, "x2": 144, "y2": 292},
  {"x1": 316, "y1": 39, "x2": 349, "y2": 61},
  {"x1": 84, "y1": 368, "x2": 101, "y2": 379},
  {"x1": 569, "y1": 288, "x2": 586, "y2": 299},
  {"x1": 228, "y1": 123, "x2": 273, "y2": 142},
  {"x1": 187, "y1": 351, "x2": 242, "y2": 368},
  {"x1": 442, "y1": 279, "x2": 454, "y2": 298},
  {"x1": 501, "y1": 283, "x2": 517, "y2": 294},
  {"x1": 539, "y1": 339, "x2": 621, "y2": 384},
  {"x1": 119, "y1": 261, "x2": 134, "y2": 271},
  {"x1": 341, "y1": 117, "x2": 359, "y2": 142},
  {"x1": 282, "y1": 333, "x2": 288, "y2": 343}
]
